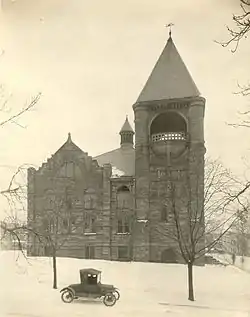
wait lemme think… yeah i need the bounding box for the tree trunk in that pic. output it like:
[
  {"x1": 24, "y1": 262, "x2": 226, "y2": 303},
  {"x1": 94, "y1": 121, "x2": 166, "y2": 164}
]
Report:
[
  {"x1": 52, "y1": 251, "x2": 57, "y2": 289},
  {"x1": 187, "y1": 261, "x2": 194, "y2": 301}
]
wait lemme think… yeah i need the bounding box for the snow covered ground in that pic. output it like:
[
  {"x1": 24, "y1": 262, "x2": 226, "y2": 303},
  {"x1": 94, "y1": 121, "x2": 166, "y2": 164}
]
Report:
[
  {"x1": 212, "y1": 253, "x2": 250, "y2": 274},
  {"x1": 0, "y1": 251, "x2": 250, "y2": 317}
]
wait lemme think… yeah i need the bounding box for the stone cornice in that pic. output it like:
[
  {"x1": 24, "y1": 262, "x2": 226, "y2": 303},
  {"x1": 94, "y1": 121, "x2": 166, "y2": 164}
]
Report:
[{"x1": 132, "y1": 96, "x2": 205, "y2": 111}]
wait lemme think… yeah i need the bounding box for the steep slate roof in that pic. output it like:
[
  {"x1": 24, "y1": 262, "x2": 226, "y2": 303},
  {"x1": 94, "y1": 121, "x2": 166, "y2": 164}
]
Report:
[
  {"x1": 94, "y1": 146, "x2": 135, "y2": 176},
  {"x1": 94, "y1": 119, "x2": 135, "y2": 176},
  {"x1": 120, "y1": 116, "x2": 134, "y2": 133},
  {"x1": 137, "y1": 36, "x2": 200, "y2": 102}
]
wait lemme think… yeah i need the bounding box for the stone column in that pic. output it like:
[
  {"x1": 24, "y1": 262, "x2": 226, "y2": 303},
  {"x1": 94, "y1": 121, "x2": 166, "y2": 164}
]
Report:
[
  {"x1": 101, "y1": 164, "x2": 112, "y2": 260},
  {"x1": 133, "y1": 104, "x2": 150, "y2": 261}
]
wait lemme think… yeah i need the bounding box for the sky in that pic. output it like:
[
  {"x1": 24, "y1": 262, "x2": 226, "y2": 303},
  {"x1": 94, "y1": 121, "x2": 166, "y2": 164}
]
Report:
[{"x1": 0, "y1": 0, "x2": 250, "y2": 218}]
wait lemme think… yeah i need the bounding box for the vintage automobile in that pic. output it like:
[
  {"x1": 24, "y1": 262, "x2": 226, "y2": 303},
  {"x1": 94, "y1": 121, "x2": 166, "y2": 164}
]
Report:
[{"x1": 60, "y1": 268, "x2": 120, "y2": 307}]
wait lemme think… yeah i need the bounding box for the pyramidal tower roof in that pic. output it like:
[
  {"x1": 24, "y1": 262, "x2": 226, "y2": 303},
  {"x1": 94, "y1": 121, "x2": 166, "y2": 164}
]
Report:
[
  {"x1": 137, "y1": 35, "x2": 200, "y2": 103},
  {"x1": 119, "y1": 116, "x2": 134, "y2": 134}
]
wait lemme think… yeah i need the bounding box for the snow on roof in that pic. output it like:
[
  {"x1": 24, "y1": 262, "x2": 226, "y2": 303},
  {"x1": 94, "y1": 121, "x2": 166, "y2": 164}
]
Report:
[
  {"x1": 94, "y1": 146, "x2": 135, "y2": 176},
  {"x1": 111, "y1": 166, "x2": 125, "y2": 178}
]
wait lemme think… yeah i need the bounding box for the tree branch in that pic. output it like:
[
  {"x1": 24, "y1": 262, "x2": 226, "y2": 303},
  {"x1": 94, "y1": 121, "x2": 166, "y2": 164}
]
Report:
[{"x1": 0, "y1": 93, "x2": 41, "y2": 127}]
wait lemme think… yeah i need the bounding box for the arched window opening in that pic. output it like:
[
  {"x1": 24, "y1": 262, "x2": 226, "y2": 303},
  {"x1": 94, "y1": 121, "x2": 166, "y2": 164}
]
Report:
[
  {"x1": 150, "y1": 112, "x2": 187, "y2": 142},
  {"x1": 117, "y1": 185, "x2": 131, "y2": 210},
  {"x1": 117, "y1": 185, "x2": 130, "y2": 193}
]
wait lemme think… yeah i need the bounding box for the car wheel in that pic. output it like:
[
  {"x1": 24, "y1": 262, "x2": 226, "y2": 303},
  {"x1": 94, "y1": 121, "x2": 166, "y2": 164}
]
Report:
[
  {"x1": 103, "y1": 293, "x2": 117, "y2": 307},
  {"x1": 114, "y1": 290, "x2": 120, "y2": 300},
  {"x1": 61, "y1": 290, "x2": 74, "y2": 303}
]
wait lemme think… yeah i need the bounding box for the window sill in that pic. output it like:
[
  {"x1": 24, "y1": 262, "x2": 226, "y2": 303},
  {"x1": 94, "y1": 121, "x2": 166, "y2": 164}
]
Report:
[
  {"x1": 83, "y1": 233, "x2": 97, "y2": 235},
  {"x1": 116, "y1": 233, "x2": 130, "y2": 235}
]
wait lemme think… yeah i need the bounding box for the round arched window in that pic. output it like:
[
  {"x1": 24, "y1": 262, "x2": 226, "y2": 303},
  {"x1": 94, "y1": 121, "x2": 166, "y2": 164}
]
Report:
[{"x1": 150, "y1": 112, "x2": 187, "y2": 142}]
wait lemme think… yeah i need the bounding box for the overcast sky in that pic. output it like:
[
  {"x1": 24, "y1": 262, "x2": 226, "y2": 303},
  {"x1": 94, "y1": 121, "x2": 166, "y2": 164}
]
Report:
[{"x1": 0, "y1": 0, "x2": 250, "y2": 218}]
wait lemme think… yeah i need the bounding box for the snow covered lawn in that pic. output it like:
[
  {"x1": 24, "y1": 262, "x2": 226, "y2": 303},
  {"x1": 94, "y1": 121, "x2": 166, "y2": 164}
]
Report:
[
  {"x1": 212, "y1": 253, "x2": 250, "y2": 273},
  {"x1": 0, "y1": 251, "x2": 250, "y2": 317}
]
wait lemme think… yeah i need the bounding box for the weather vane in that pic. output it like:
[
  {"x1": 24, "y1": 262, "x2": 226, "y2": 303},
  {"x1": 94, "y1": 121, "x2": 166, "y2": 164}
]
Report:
[{"x1": 165, "y1": 23, "x2": 174, "y2": 37}]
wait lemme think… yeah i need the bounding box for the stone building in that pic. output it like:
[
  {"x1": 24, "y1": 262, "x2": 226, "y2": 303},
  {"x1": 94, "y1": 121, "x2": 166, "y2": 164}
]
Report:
[{"x1": 27, "y1": 34, "x2": 206, "y2": 263}]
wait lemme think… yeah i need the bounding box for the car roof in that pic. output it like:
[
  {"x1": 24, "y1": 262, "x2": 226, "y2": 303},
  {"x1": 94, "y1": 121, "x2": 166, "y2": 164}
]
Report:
[{"x1": 80, "y1": 268, "x2": 101, "y2": 275}]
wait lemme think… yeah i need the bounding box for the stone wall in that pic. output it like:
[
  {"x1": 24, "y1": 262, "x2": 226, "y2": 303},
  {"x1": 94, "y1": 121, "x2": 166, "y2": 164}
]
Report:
[
  {"x1": 27, "y1": 137, "x2": 113, "y2": 259},
  {"x1": 133, "y1": 98, "x2": 205, "y2": 265}
]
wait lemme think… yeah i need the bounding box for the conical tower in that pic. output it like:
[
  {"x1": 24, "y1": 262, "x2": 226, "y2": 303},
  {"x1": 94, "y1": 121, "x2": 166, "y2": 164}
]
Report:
[
  {"x1": 132, "y1": 33, "x2": 206, "y2": 263},
  {"x1": 137, "y1": 36, "x2": 200, "y2": 102},
  {"x1": 119, "y1": 116, "x2": 134, "y2": 147}
]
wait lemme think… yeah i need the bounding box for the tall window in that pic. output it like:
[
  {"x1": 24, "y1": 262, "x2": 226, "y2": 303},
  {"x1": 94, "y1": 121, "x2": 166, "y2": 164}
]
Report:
[
  {"x1": 57, "y1": 162, "x2": 75, "y2": 178},
  {"x1": 66, "y1": 197, "x2": 72, "y2": 210},
  {"x1": 62, "y1": 218, "x2": 69, "y2": 231},
  {"x1": 42, "y1": 218, "x2": 49, "y2": 233},
  {"x1": 124, "y1": 220, "x2": 130, "y2": 233},
  {"x1": 161, "y1": 205, "x2": 169, "y2": 222},
  {"x1": 117, "y1": 218, "x2": 130, "y2": 234},
  {"x1": 116, "y1": 186, "x2": 131, "y2": 234},
  {"x1": 84, "y1": 195, "x2": 96, "y2": 210},
  {"x1": 84, "y1": 213, "x2": 96, "y2": 233},
  {"x1": 49, "y1": 218, "x2": 55, "y2": 233},
  {"x1": 46, "y1": 197, "x2": 54, "y2": 210},
  {"x1": 85, "y1": 246, "x2": 95, "y2": 259},
  {"x1": 61, "y1": 215, "x2": 77, "y2": 234},
  {"x1": 118, "y1": 220, "x2": 123, "y2": 233},
  {"x1": 117, "y1": 186, "x2": 131, "y2": 210},
  {"x1": 118, "y1": 246, "x2": 129, "y2": 261}
]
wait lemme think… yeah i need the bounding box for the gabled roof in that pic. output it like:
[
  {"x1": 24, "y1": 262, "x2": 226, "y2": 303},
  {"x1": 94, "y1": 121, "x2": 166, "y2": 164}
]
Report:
[
  {"x1": 37, "y1": 133, "x2": 86, "y2": 174},
  {"x1": 54, "y1": 132, "x2": 84, "y2": 155},
  {"x1": 137, "y1": 36, "x2": 200, "y2": 102},
  {"x1": 120, "y1": 116, "x2": 134, "y2": 134}
]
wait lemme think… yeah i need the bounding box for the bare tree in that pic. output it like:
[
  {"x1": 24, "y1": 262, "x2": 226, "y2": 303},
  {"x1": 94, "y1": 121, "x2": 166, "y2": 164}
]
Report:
[
  {"x1": 232, "y1": 207, "x2": 249, "y2": 258},
  {"x1": 0, "y1": 84, "x2": 41, "y2": 128},
  {"x1": 216, "y1": 1, "x2": 250, "y2": 128},
  {"x1": 0, "y1": 88, "x2": 41, "y2": 253},
  {"x1": 29, "y1": 183, "x2": 94, "y2": 289},
  {"x1": 157, "y1": 156, "x2": 250, "y2": 301},
  {"x1": 218, "y1": 0, "x2": 250, "y2": 54},
  {"x1": 36, "y1": 190, "x2": 70, "y2": 289}
]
